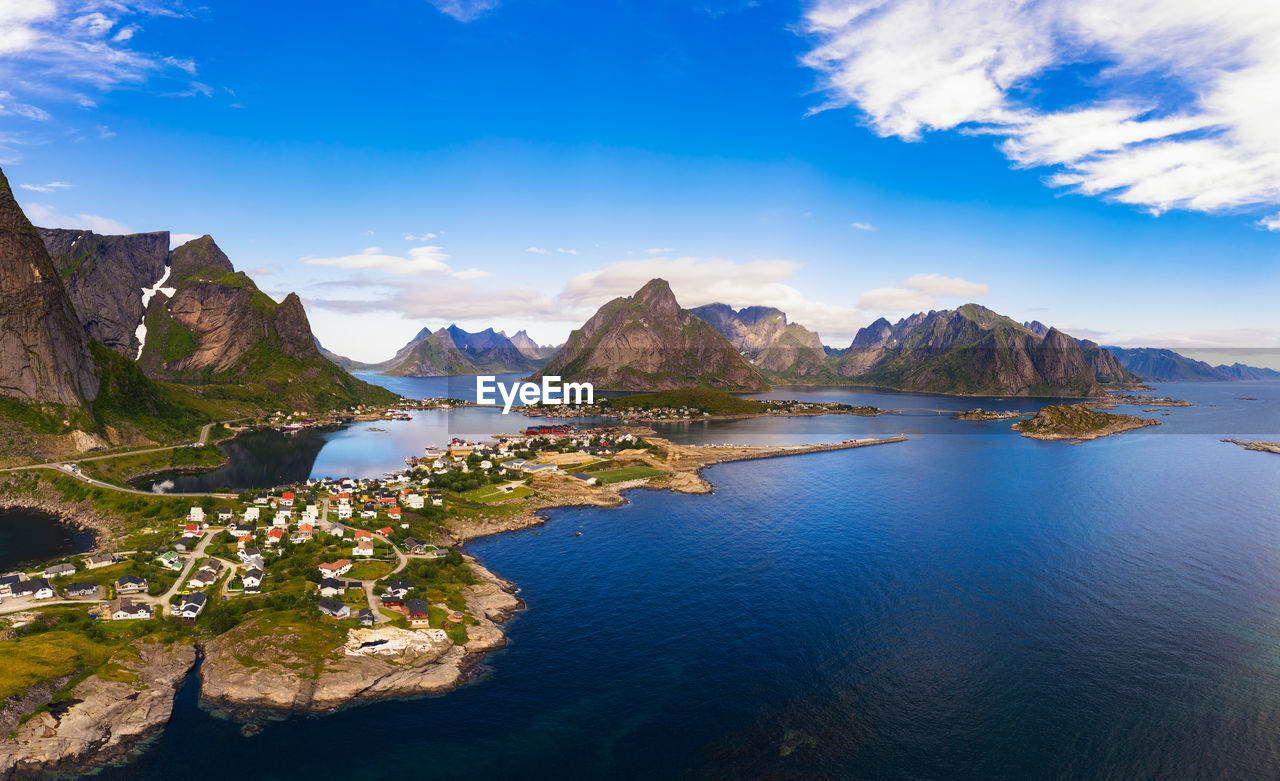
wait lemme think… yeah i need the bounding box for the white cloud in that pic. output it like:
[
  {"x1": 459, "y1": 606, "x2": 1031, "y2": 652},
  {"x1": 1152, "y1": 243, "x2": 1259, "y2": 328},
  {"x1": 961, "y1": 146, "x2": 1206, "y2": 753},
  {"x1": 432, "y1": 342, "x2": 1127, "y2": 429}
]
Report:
[
  {"x1": 802, "y1": 0, "x2": 1280, "y2": 221},
  {"x1": 169, "y1": 232, "x2": 200, "y2": 248},
  {"x1": 0, "y1": 1, "x2": 201, "y2": 126},
  {"x1": 556, "y1": 247, "x2": 577, "y2": 255},
  {"x1": 23, "y1": 202, "x2": 127, "y2": 234},
  {"x1": 404, "y1": 232, "x2": 438, "y2": 241},
  {"x1": 646, "y1": 247, "x2": 672, "y2": 254},
  {"x1": 1258, "y1": 213, "x2": 1280, "y2": 231},
  {"x1": 849, "y1": 221, "x2": 876, "y2": 231},
  {"x1": 525, "y1": 246, "x2": 551, "y2": 255},
  {"x1": 902, "y1": 273, "x2": 989, "y2": 298},
  {"x1": 19, "y1": 181, "x2": 73, "y2": 193},
  {"x1": 301, "y1": 245, "x2": 491, "y2": 281},
  {"x1": 856, "y1": 287, "x2": 938, "y2": 313},
  {"x1": 428, "y1": 0, "x2": 500, "y2": 23},
  {"x1": 96, "y1": 124, "x2": 115, "y2": 138}
]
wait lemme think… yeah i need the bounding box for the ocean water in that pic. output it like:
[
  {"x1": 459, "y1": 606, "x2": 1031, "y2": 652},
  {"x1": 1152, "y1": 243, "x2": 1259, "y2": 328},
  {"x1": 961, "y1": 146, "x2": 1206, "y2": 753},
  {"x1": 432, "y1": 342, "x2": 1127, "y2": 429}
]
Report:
[
  {"x1": 0, "y1": 508, "x2": 95, "y2": 571},
  {"x1": 77, "y1": 380, "x2": 1280, "y2": 777}
]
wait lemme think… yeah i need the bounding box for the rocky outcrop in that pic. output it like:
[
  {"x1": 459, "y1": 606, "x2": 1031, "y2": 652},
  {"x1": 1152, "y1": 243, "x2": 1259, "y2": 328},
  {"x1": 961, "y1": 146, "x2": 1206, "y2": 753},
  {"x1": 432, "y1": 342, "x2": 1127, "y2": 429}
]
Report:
[
  {"x1": 536, "y1": 279, "x2": 768, "y2": 391},
  {"x1": 0, "y1": 642, "x2": 196, "y2": 779},
  {"x1": 1012, "y1": 403, "x2": 1160, "y2": 440},
  {"x1": 0, "y1": 168, "x2": 100, "y2": 407},
  {"x1": 39, "y1": 228, "x2": 169, "y2": 357}
]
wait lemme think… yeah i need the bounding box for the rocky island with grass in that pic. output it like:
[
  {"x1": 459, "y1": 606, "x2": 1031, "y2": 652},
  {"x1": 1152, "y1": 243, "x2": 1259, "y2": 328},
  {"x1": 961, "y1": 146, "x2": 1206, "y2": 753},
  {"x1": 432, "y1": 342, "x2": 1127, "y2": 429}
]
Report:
[{"x1": 1012, "y1": 404, "x2": 1161, "y2": 441}]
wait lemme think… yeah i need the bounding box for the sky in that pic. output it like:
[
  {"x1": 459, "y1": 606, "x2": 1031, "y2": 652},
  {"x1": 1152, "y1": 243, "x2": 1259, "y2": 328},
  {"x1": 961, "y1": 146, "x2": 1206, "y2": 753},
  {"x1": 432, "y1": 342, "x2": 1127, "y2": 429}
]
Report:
[{"x1": 1, "y1": 0, "x2": 1278, "y2": 365}]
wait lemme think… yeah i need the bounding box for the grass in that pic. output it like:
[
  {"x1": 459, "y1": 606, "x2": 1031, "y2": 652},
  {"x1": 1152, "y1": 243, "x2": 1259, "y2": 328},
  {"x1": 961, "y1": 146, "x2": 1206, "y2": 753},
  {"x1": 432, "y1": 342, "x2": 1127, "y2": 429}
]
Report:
[
  {"x1": 457, "y1": 485, "x2": 532, "y2": 503},
  {"x1": 345, "y1": 560, "x2": 393, "y2": 580},
  {"x1": 589, "y1": 466, "x2": 666, "y2": 484},
  {"x1": 0, "y1": 630, "x2": 117, "y2": 703},
  {"x1": 82, "y1": 444, "x2": 226, "y2": 485}
]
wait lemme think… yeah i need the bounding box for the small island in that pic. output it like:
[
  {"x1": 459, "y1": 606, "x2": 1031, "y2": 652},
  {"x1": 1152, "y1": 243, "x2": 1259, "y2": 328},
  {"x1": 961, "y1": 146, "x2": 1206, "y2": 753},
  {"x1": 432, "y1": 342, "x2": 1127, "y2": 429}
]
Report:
[
  {"x1": 1012, "y1": 404, "x2": 1160, "y2": 441},
  {"x1": 958, "y1": 409, "x2": 1028, "y2": 421},
  {"x1": 1222, "y1": 439, "x2": 1280, "y2": 455}
]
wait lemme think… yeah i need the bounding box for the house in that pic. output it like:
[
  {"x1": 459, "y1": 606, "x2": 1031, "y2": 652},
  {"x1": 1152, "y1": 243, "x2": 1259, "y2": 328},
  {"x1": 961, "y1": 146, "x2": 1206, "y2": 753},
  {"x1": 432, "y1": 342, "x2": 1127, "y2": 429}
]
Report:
[
  {"x1": 380, "y1": 594, "x2": 404, "y2": 608},
  {"x1": 377, "y1": 494, "x2": 397, "y2": 505},
  {"x1": 0, "y1": 574, "x2": 23, "y2": 595},
  {"x1": 188, "y1": 506, "x2": 205, "y2": 525},
  {"x1": 66, "y1": 582, "x2": 98, "y2": 597},
  {"x1": 318, "y1": 559, "x2": 353, "y2": 578},
  {"x1": 280, "y1": 491, "x2": 295, "y2": 507},
  {"x1": 12, "y1": 578, "x2": 54, "y2": 600},
  {"x1": 216, "y1": 507, "x2": 233, "y2": 522},
  {"x1": 84, "y1": 553, "x2": 116, "y2": 569},
  {"x1": 360, "y1": 504, "x2": 378, "y2": 519},
  {"x1": 110, "y1": 598, "x2": 154, "y2": 620},
  {"x1": 422, "y1": 546, "x2": 446, "y2": 559},
  {"x1": 318, "y1": 598, "x2": 350, "y2": 620},
  {"x1": 253, "y1": 494, "x2": 270, "y2": 505},
  {"x1": 157, "y1": 550, "x2": 183, "y2": 571},
  {"x1": 115, "y1": 575, "x2": 149, "y2": 595},
  {"x1": 354, "y1": 529, "x2": 373, "y2": 541},
  {"x1": 336, "y1": 503, "x2": 353, "y2": 519},
  {"x1": 318, "y1": 578, "x2": 348, "y2": 597},
  {"x1": 272, "y1": 512, "x2": 290, "y2": 528},
  {"x1": 243, "y1": 506, "x2": 260, "y2": 522},
  {"x1": 377, "y1": 526, "x2": 393, "y2": 535},
  {"x1": 402, "y1": 538, "x2": 427, "y2": 554},
  {"x1": 242, "y1": 568, "x2": 263, "y2": 594},
  {"x1": 353, "y1": 540, "x2": 375, "y2": 557},
  {"x1": 385, "y1": 579, "x2": 411, "y2": 597},
  {"x1": 291, "y1": 523, "x2": 314, "y2": 543},
  {"x1": 182, "y1": 523, "x2": 201, "y2": 537},
  {"x1": 178, "y1": 592, "x2": 208, "y2": 618},
  {"x1": 358, "y1": 608, "x2": 375, "y2": 627},
  {"x1": 571, "y1": 472, "x2": 598, "y2": 486},
  {"x1": 187, "y1": 568, "x2": 219, "y2": 589},
  {"x1": 405, "y1": 598, "x2": 430, "y2": 627},
  {"x1": 238, "y1": 547, "x2": 263, "y2": 563},
  {"x1": 404, "y1": 493, "x2": 425, "y2": 509},
  {"x1": 43, "y1": 563, "x2": 76, "y2": 579},
  {"x1": 230, "y1": 523, "x2": 256, "y2": 538},
  {"x1": 387, "y1": 506, "x2": 402, "y2": 521},
  {"x1": 327, "y1": 523, "x2": 348, "y2": 538},
  {"x1": 266, "y1": 528, "x2": 285, "y2": 545}
]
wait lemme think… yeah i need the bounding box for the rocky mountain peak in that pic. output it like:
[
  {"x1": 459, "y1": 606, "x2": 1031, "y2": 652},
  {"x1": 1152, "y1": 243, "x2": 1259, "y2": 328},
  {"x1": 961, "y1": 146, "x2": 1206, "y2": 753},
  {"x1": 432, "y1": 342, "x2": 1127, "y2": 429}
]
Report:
[
  {"x1": 632, "y1": 278, "x2": 680, "y2": 318},
  {"x1": 0, "y1": 167, "x2": 100, "y2": 406}
]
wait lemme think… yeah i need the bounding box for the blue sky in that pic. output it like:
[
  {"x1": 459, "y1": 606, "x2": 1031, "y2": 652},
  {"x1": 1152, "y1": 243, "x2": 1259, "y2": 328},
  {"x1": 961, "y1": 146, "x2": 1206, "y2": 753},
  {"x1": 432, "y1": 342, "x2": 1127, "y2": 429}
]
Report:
[{"x1": 2, "y1": 0, "x2": 1278, "y2": 363}]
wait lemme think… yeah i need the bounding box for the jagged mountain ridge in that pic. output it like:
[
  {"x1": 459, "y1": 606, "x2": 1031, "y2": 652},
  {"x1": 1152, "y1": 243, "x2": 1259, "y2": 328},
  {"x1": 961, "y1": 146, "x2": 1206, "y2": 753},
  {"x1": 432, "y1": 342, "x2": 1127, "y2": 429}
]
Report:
[
  {"x1": 690, "y1": 303, "x2": 834, "y2": 379},
  {"x1": 378, "y1": 325, "x2": 546, "y2": 376},
  {"x1": 1105, "y1": 346, "x2": 1280, "y2": 381},
  {"x1": 836, "y1": 305, "x2": 1142, "y2": 396},
  {"x1": 534, "y1": 279, "x2": 768, "y2": 392}
]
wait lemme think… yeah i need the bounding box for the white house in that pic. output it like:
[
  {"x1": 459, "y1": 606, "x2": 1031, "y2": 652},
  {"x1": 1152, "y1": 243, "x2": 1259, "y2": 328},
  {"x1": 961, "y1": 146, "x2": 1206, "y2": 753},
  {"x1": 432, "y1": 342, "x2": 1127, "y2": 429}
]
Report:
[
  {"x1": 189, "y1": 506, "x2": 205, "y2": 525},
  {"x1": 110, "y1": 599, "x2": 153, "y2": 620},
  {"x1": 177, "y1": 592, "x2": 207, "y2": 618}
]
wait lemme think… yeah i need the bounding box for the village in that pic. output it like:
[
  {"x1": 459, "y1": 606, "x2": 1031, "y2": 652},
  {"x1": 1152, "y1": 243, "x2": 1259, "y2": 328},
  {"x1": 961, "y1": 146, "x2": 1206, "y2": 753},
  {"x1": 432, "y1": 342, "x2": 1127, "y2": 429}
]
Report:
[{"x1": 0, "y1": 424, "x2": 655, "y2": 637}]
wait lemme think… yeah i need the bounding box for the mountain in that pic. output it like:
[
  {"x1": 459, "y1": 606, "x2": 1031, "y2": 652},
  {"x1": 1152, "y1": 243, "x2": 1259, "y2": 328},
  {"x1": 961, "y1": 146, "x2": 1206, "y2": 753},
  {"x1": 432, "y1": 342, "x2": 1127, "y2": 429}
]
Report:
[
  {"x1": 379, "y1": 325, "x2": 544, "y2": 376},
  {"x1": 1214, "y1": 362, "x2": 1280, "y2": 380},
  {"x1": 508, "y1": 329, "x2": 556, "y2": 360},
  {"x1": 0, "y1": 170, "x2": 100, "y2": 407},
  {"x1": 836, "y1": 304, "x2": 1143, "y2": 397},
  {"x1": 314, "y1": 339, "x2": 377, "y2": 372},
  {"x1": 691, "y1": 303, "x2": 834, "y2": 379},
  {"x1": 1105, "y1": 346, "x2": 1280, "y2": 381},
  {"x1": 40, "y1": 228, "x2": 396, "y2": 412},
  {"x1": 534, "y1": 279, "x2": 767, "y2": 391}
]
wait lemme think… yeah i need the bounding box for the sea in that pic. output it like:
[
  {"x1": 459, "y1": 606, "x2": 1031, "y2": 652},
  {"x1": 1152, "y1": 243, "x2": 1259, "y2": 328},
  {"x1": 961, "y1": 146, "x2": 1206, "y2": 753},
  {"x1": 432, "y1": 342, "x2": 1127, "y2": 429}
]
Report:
[{"x1": 7, "y1": 376, "x2": 1280, "y2": 779}]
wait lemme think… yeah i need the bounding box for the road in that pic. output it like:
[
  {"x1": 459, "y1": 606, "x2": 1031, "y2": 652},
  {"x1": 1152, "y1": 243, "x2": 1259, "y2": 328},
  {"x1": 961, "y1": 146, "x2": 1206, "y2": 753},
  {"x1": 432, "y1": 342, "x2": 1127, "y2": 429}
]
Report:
[
  {"x1": 8, "y1": 463, "x2": 238, "y2": 499},
  {"x1": 0, "y1": 419, "x2": 242, "y2": 475}
]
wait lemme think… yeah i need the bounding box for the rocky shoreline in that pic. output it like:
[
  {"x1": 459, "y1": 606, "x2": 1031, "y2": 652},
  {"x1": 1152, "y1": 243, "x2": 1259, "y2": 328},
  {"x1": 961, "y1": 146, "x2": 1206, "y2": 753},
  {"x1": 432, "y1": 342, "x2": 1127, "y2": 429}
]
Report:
[
  {"x1": 0, "y1": 643, "x2": 196, "y2": 780},
  {"x1": 1222, "y1": 439, "x2": 1280, "y2": 455},
  {"x1": 0, "y1": 489, "x2": 111, "y2": 553},
  {"x1": 197, "y1": 557, "x2": 521, "y2": 719}
]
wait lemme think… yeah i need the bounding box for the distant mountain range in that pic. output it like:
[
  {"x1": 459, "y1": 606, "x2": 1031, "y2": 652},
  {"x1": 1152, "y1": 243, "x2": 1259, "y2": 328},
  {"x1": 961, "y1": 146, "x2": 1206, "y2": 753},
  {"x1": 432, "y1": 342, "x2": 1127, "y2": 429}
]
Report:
[
  {"x1": 1104, "y1": 347, "x2": 1280, "y2": 382},
  {"x1": 322, "y1": 326, "x2": 556, "y2": 376}
]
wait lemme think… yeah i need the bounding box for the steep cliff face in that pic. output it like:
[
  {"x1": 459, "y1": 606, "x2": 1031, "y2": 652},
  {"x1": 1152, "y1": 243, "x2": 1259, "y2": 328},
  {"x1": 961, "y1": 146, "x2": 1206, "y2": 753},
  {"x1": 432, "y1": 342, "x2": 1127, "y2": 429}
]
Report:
[
  {"x1": 0, "y1": 169, "x2": 100, "y2": 406},
  {"x1": 691, "y1": 303, "x2": 832, "y2": 379},
  {"x1": 535, "y1": 279, "x2": 767, "y2": 391},
  {"x1": 39, "y1": 228, "x2": 169, "y2": 356},
  {"x1": 836, "y1": 304, "x2": 1136, "y2": 397},
  {"x1": 380, "y1": 325, "x2": 544, "y2": 376}
]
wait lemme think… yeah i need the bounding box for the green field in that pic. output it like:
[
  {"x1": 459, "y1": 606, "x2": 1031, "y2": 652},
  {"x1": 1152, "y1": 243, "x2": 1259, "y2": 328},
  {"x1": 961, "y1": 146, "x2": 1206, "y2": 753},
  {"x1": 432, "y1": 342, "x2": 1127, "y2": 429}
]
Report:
[
  {"x1": 590, "y1": 466, "x2": 666, "y2": 484},
  {"x1": 457, "y1": 485, "x2": 533, "y2": 503}
]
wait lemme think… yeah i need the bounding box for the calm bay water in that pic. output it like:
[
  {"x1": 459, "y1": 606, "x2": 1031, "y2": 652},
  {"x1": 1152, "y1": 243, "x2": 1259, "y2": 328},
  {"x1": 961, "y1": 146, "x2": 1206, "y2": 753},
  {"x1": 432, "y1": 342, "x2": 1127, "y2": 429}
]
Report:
[
  {"x1": 0, "y1": 508, "x2": 96, "y2": 571},
  {"x1": 91, "y1": 378, "x2": 1280, "y2": 778}
]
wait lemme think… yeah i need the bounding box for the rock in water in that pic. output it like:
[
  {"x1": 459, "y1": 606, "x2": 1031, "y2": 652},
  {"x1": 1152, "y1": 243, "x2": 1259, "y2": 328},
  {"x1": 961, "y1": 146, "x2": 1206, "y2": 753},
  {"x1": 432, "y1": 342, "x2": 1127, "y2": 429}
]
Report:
[{"x1": 0, "y1": 167, "x2": 99, "y2": 406}]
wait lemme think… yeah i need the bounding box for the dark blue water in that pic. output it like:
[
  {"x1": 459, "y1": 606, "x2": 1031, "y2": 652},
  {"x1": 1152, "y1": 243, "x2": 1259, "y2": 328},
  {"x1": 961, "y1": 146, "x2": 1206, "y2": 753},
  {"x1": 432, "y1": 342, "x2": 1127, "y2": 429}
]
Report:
[
  {"x1": 98, "y1": 381, "x2": 1280, "y2": 778},
  {"x1": 0, "y1": 508, "x2": 96, "y2": 571}
]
